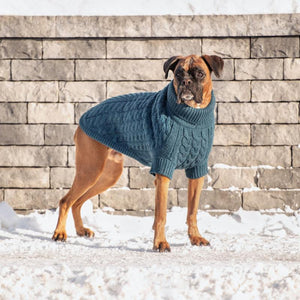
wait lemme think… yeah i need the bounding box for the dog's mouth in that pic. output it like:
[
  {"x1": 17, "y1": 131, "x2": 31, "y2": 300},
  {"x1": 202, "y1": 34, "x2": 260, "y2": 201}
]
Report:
[
  {"x1": 177, "y1": 89, "x2": 202, "y2": 105},
  {"x1": 181, "y1": 92, "x2": 194, "y2": 102}
]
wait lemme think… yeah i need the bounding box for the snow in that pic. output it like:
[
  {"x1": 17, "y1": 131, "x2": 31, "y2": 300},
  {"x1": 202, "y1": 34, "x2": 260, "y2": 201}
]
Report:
[
  {"x1": 0, "y1": 201, "x2": 300, "y2": 299},
  {"x1": 243, "y1": 187, "x2": 262, "y2": 193},
  {"x1": 0, "y1": 0, "x2": 299, "y2": 16},
  {"x1": 212, "y1": 164, "x2": 280, "y2": 170}
]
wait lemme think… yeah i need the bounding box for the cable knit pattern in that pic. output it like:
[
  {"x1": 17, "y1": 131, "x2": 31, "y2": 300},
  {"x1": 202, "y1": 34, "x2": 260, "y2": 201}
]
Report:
[{"x1": 79, "y1": 81, "x2": 215, "y2": 179}]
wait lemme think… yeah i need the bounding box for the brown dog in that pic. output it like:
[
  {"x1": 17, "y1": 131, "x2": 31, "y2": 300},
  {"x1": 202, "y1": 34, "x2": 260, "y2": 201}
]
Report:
[{"x1": 52, "y1": 54, "x2": 224, "y2": 252}]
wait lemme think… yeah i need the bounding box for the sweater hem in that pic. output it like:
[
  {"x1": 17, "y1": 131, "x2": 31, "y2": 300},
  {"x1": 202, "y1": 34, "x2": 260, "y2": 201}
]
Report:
[
  {"x1": 79, "y1": 121, "x2": 151, "y2": 167},
  {"x1": 150, "y1": 157, "x2": 176, "y2": 180}
]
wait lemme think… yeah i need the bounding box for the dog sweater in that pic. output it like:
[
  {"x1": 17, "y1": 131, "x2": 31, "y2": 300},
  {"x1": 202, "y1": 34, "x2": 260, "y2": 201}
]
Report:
[{"x1": 79, "y1": 81, "x2": 215, "y2": 179}]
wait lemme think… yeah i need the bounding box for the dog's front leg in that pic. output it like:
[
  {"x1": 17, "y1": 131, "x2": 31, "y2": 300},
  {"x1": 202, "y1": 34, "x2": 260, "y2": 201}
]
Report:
[
  {"x1": 152, "y1": 174, "x2": 171, "y2": 252},
  {"x1": 187, "y1": 177, "x2": 210, "y2": 246}
]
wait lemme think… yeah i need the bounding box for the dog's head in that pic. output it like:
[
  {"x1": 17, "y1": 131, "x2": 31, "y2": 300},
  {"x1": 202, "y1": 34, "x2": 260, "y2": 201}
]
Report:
[{"x1": 164, "y1": 55, "x2": 224, "y2": 108}]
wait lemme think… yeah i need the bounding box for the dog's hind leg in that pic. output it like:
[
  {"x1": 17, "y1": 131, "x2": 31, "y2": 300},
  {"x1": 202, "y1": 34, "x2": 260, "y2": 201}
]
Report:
[
  {"x1": 71, "y1": 150, "x2": 124, "y2": 237},
  {"x1": 52, "y1": 127, "x2": 109, "y2": 242}
]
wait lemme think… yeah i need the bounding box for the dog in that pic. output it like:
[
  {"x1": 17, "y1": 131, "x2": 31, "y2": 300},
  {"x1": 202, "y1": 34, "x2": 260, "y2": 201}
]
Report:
[{"x1": 52, "y1": 54, "x2": 224, "y2": 252}]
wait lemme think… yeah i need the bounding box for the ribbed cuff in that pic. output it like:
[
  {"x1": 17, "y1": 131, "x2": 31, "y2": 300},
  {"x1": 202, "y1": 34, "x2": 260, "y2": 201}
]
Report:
[
  {"x1": 150, "y1": 157, "x2": 176, "y2": 179},
  {"x1": 185, "y1": 163, "x2": 208, "y2": 179}
]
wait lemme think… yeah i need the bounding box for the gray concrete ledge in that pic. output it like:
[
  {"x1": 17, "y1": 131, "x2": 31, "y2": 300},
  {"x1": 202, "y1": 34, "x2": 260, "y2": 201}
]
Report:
[{"x1": 0, "y1": 14, "x2": 299, "y2": 38}]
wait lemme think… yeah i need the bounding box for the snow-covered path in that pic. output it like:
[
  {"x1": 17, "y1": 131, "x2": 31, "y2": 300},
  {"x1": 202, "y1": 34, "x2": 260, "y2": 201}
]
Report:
[{"x1": 0, "y1": 201, "x2": 300, "y2": 299}]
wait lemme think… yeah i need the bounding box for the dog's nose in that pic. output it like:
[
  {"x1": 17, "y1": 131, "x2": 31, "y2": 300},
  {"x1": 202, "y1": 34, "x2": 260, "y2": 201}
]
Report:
[{"x1": 183, "y1": 79, "x2": 192, "y2": 86}]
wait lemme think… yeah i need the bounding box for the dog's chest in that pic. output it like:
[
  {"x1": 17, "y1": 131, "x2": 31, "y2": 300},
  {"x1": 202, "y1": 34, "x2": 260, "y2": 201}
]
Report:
[{"x1": 158, "y1": 122, "x2": 215, "y2": 169}]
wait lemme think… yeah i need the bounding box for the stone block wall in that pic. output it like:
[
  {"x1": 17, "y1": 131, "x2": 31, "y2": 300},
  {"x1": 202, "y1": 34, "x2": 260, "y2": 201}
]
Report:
[{"x1": 0, "y1": 14, "x2": 299, "y2": 213}]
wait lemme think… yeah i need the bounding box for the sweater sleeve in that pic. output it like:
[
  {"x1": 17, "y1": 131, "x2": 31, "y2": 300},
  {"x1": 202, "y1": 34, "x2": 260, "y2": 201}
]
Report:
[{"x1": 185, "y1": 161, "x2": 208, "y2": 179}]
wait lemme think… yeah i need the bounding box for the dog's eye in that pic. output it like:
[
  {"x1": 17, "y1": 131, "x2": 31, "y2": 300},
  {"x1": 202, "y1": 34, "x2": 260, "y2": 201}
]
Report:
[
  {"x1": 195, "y1": 70, "x2": 206, "y2": 79},
  {"x1": 175, "y1": 72, "x2": 182, "y2": 79}
]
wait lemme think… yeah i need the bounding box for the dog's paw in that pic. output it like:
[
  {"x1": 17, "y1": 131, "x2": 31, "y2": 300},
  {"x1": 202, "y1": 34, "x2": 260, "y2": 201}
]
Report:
[
  {"x1": 189, "y1": 235, "x2": 210, "y2": 246},
  {"x1": 153, "y1": 241, "x2": 171, "y2": 252},
  {"x1": 52, "y1": 230, "x2": 67, "y2": 242},
  {"x1": 76, "y1": 227, "x2": 95, "y2": 238}
]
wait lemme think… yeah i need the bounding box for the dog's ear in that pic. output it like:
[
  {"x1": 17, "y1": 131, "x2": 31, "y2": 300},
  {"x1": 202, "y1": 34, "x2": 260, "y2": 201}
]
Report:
[
  {"x1": 163, "y1": 56, "x2": 181, "y2": 79},
  {"x1": 201, "y1": 55, "x2": 224, "y2": 78}
]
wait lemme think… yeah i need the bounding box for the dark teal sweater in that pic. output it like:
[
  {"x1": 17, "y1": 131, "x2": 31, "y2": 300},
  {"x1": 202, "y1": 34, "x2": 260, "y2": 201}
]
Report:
[{"x1": 79, "y1": 81, "x2": 215, "y2": 179}]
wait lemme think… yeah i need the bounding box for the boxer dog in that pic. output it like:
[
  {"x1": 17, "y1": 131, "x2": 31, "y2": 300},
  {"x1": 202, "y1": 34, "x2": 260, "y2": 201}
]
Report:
[{"x1": 52, "y1": 55, "x2": 224, "y2": 252}]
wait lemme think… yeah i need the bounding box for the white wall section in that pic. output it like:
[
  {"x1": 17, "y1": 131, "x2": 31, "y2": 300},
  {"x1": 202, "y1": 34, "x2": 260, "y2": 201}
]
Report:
[{"x1": 0, "y1": 0, "x2": 299, "y2": 16}]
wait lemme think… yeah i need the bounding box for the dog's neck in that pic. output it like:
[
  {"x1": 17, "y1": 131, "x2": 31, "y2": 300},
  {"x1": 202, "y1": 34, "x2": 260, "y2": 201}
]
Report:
[{"x1": 199, "y1": 85, "x2": 213, "y2": 109}]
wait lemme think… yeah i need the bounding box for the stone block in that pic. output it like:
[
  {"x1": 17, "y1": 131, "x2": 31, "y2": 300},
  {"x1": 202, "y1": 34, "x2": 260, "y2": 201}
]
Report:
[
  {"x1": 209, "y1": 146, "x2": 291, "y2": 168},
  {"x1": 151, "y1": 14, "x2": 300, "y2": 37},
  {"x1": 214, "y1": 125, "x2": 250, "y2": 146},
  {"x1": 218, "y1": 103, "x2": 298, "y2": 124},
  {"x1": 77, "y1": 58, "x2": 232, "y2": 81},
  {"x1": 201, "y1": 190, "x2": 241, "y2": 211},
  {"x1": 178, "y1": 189, "x2": 241, "y2": 211},
  {"x1": 12, "y1": 60, "x2": 74, "y2": 80},
  {"x1": 68, "y1": 146, "x2": 75, "y2": 167},
  {"x1": 284, "y1": 58, "x2": 300, "y2": 79},
  {"x1": 202, "y1": 38, "x2": 250, "y2": 58},
  {"x1": 293, "y1": 146, "x2": 300, "y2": 167},
  {"x1": 58, "y1": 81, "x2": 106, "y2": 102},
  {"x1": 243, "y1": 191, "x2": 300, "y2": 210},
  {"x1": 235, "y1": 59, "x2": 283, "y2": 80},
  {"x1": 5, "y1": 188, "x2": 99, "y2": 210},
  {"x1": 55, "y1": 16, "x2": 151, "y2": 38},
  {"x1": 5, "y1": 188, "x2": 66, "y2": 210},
  {"x1": 209, "y1": 168, "x2": 256, "y2": 189},
  {"x1": 252, "y1": 125, "x2": 300, "y2": 146},
  {"x1": 1, "y1": 15, "x2": 300, "y2": 38},
  {"x1": 214, "y1": 81, "x2": 251, "y2": 102},
  {"x1": 114, "y1": 168, "x2": 129, "y2": 188},
  {"x1": 0, "y1": 146, "x2": 68, "y2": 167},
  {"x1": 0, "y1": 125, "x2": 44, "y2": 145},
  {"x1": 258, "y1": 168, "x2": 300, "y2": 189},
  {"x1": 76, "y1": 59, "x2": 165, "y2": 81},
  {"x1": 0, "y1": 16, "x2": 150, "y2": 38},
  {"x1": 45, "y1": 124, "x2": 77, "y2": 145},
  {"x1": 28, "y1": 103, "x2": 74, "y2": 123},
  {"x1": 0, "y1": 168, "x2": 49, "y2": 188},
  {"x1": 107, "y1": 81, "x2": 168, "y2": 98},
  {"x1": 0, "y1": 81, "x2": 58, "y2": 102},
  {"x1": 0, "y1": 39, "x2": 42, "y2": 58},
  {"x1": 0, "y1": 103, "x2": 27, "y2": 123},
  {"x1": 171, "y1": 170, "x2": 189, "y2": 189},
  {"x1": 107, "y1": 38, "x2": 202, "y2": 58},
  {"x1": 43, "y1": 39, "x2": 105, "y2": 59},
  {"x1": 75, "y1": 103, "x2": 97, "y2": 124},
  {"x1": 50, "y1": 167, "x2": 75, "y2": 188},
  {"x1": 0, "y1": 60, "x2": 10, "y2": 80},
  {"x1": 129, "y1": 167, "x2": 154, "y2": 189},
  {"x1": 212, "y1": 59, "x2": 234, "y2": 81},
  {"x1": 251, "y1": 37, "x2": 299, "y2": 58},
  {"x1": 0, "y1": 189, "x2": 3, "y2": 202},
  {"x1": 252, "y1": 81, "x2": 300, "y2": 102},
  {"x1": 129, "y1": 168, "x2": 188, "y2": 189},
  {"x1": 100, "y1": 189, "x2": 177, "y2": 210},
  {"x1": 0, "y1": 16, "x2": 56, "y2": 38}
]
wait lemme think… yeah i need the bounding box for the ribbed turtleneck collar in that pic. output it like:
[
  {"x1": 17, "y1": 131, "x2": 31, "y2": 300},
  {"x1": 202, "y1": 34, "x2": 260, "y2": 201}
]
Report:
[{"x1": 166, "y1": 81, "x2": 215, "y2": 126}]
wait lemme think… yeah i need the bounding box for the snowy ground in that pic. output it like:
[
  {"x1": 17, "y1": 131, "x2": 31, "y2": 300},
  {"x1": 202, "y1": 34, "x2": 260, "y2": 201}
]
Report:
[{"x1": 0, "y1": 201, "x2": 300, "y2": 300}]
